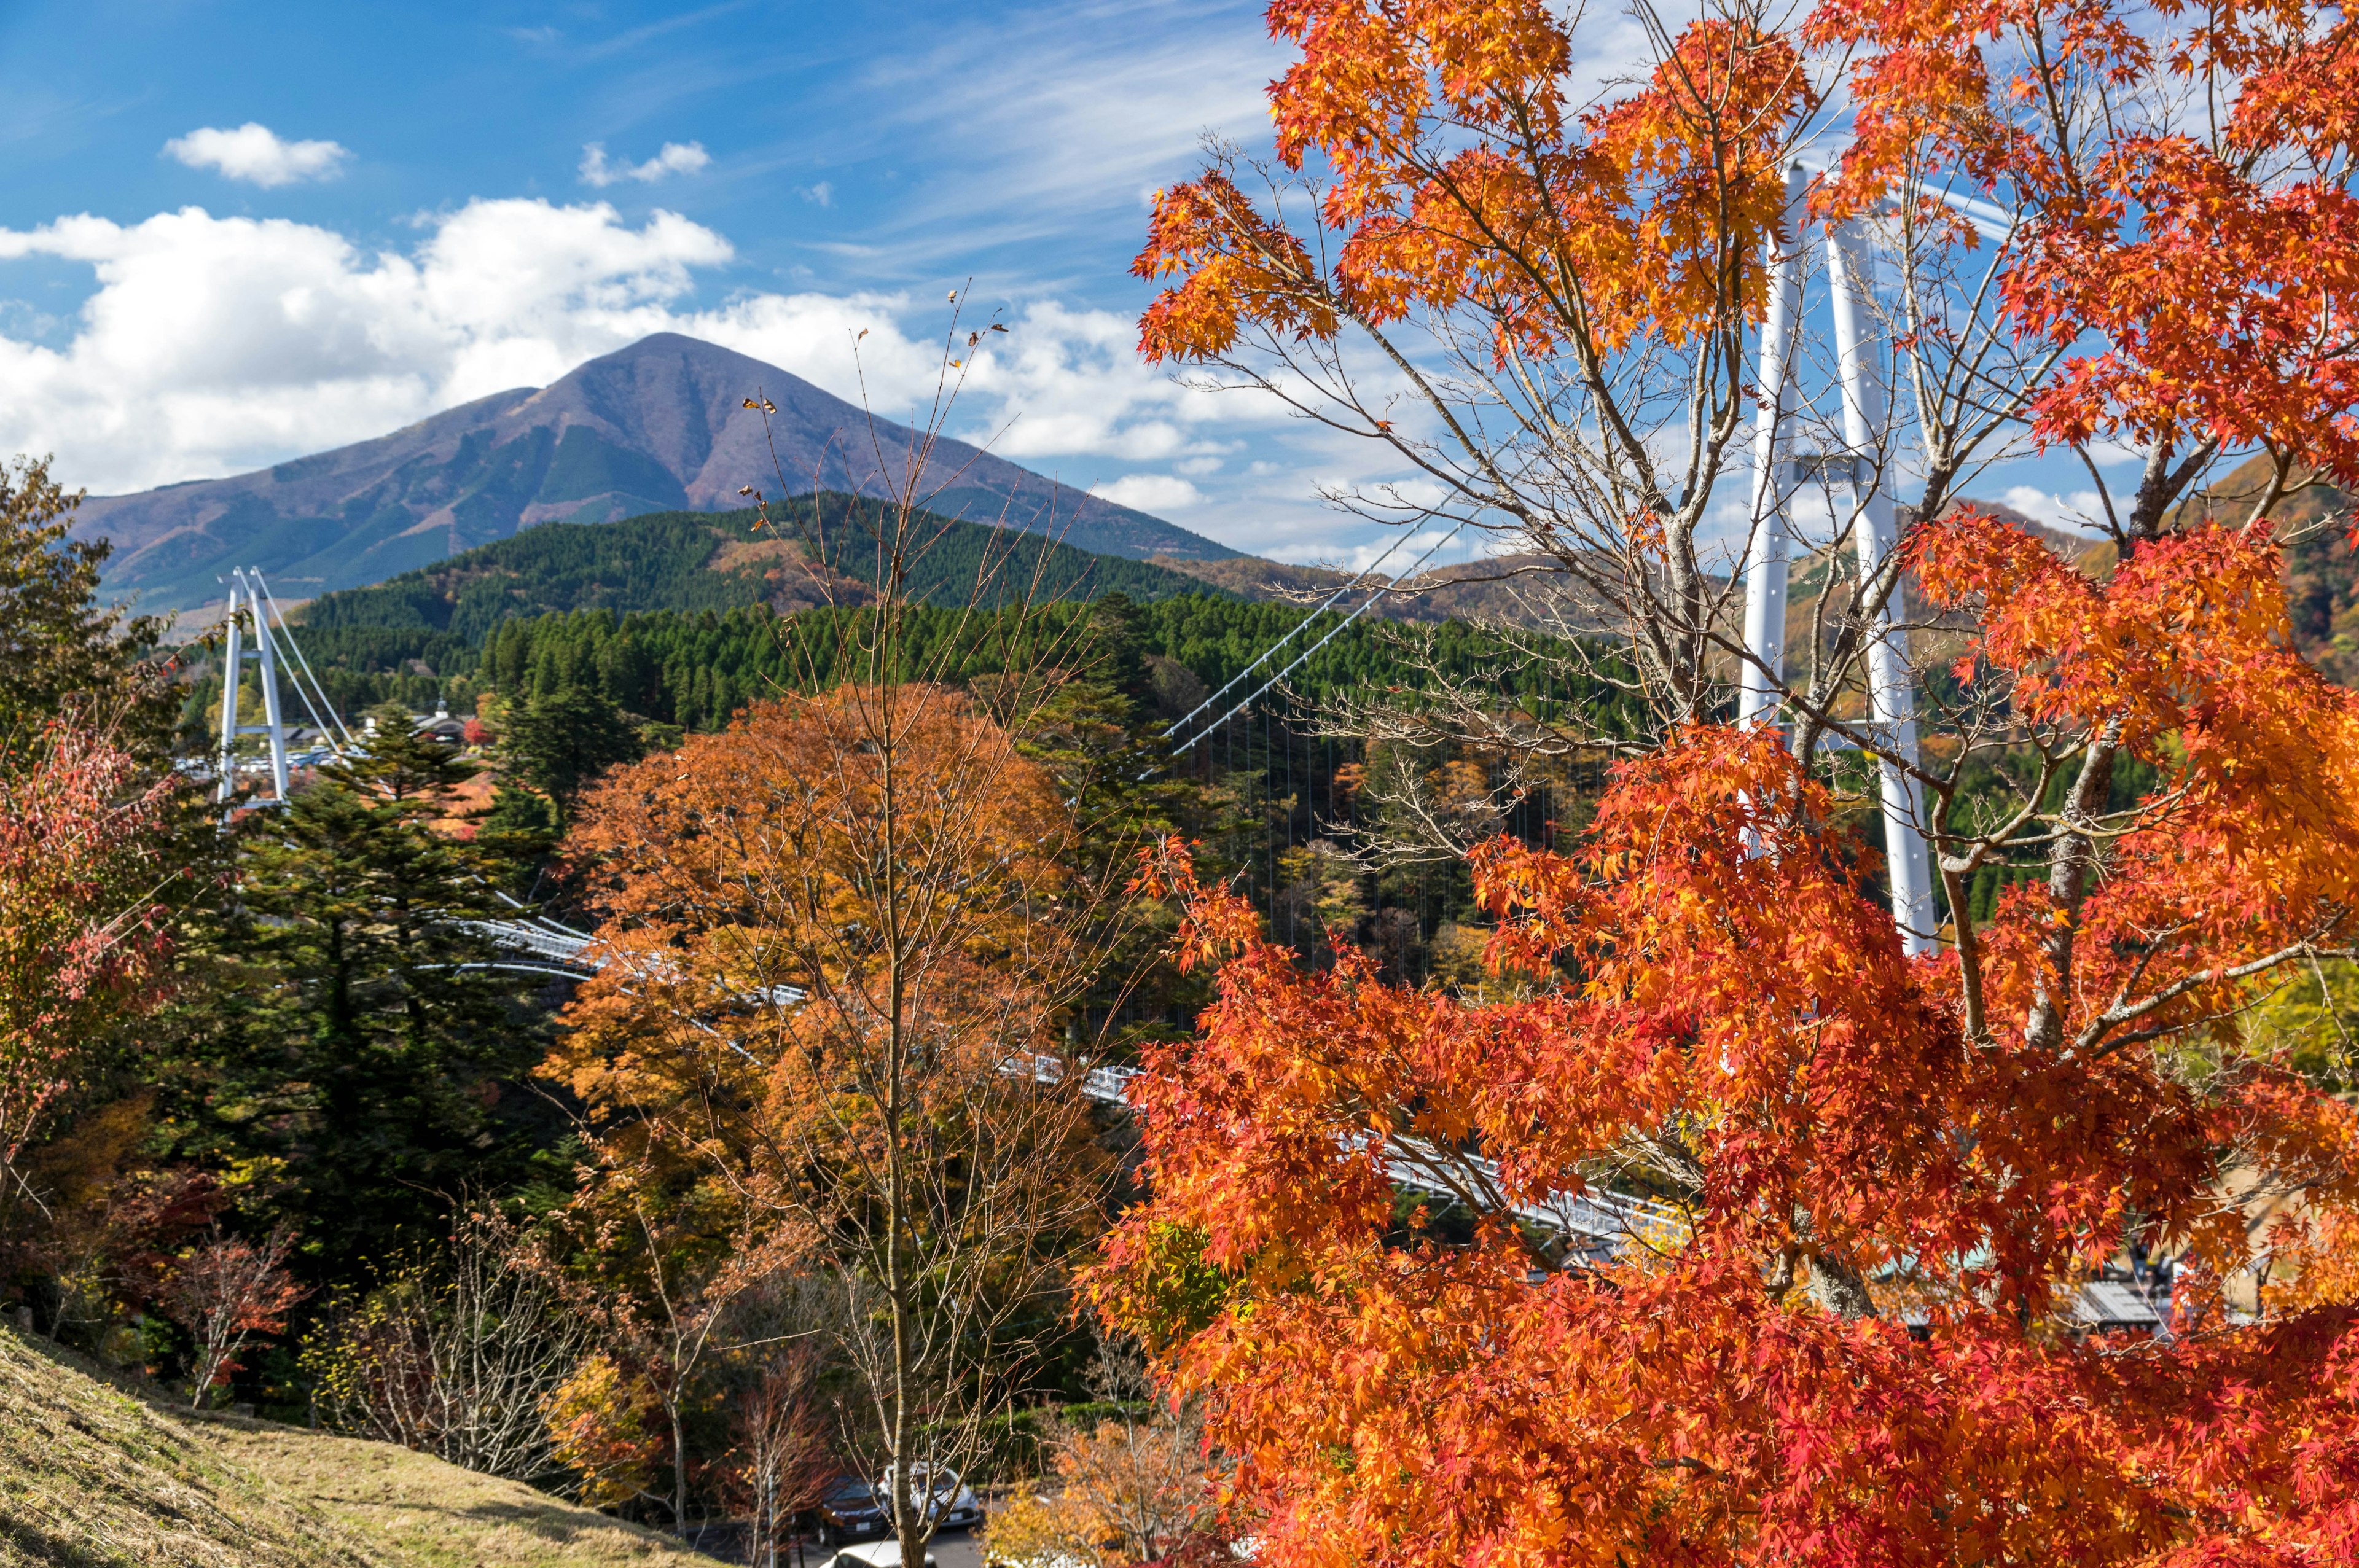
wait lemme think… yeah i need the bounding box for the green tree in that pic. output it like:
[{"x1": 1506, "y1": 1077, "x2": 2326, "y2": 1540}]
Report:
[
  {"x1": 150, "y1": 723, "x2": 565, "y2": 1290},
  {"x1": 0, "y1": 454, "x2": 173, "y2": 751},
  {"x1": 501, "y1": 683, "x2": 643, "y2": 811}
]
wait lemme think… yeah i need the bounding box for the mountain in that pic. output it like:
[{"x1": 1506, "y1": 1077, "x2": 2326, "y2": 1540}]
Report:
[
  {"x1": 297, "y1": 496, "x2": 1233, "y2": 645},
  {"x1": 71, "y1": 333, "x2": 1237, "y2": 610}
]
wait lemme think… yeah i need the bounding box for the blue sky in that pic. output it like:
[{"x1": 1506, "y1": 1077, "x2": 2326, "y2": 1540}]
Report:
[
  {"x1": 0, "y1": 0, "x2": 2110, "y2": 565},
  {"x1": 0, "y1": 1, "x2": 1270, "y2": 295}
]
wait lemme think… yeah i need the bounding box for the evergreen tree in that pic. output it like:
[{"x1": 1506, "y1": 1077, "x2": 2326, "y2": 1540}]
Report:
[
  {"x1": 0, "y1": 454, "x2": 174, "y2": 752},
  {"x1": 150, "y1": 723, "x2": 566, "y2": 1289},
  {"x1": 502, "y1": 683, "x2": 644, "y2": 809}
]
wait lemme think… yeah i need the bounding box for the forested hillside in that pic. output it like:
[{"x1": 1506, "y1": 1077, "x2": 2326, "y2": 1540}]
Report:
[
  {"x1": 300, "y1": 494, "x2": 1226, "y2": 637},
  {"x1": 225, "y1": 589, "x2": 1637, "y2": 741}
]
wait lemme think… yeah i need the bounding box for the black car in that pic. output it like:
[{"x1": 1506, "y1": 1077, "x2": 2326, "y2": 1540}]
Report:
[{"x1": 806, "y1": 1476, "x2": 889, "y2": 1546}]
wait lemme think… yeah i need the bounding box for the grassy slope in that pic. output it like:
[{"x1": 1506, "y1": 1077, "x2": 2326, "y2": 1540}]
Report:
[{"x1": 0, "y1": 1328, "x2": 697, "y2": 1568}]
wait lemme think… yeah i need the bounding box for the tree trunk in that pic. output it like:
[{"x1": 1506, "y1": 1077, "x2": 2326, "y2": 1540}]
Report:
[{"x1": 672, "y1": 1400, "x2": 689, "y2": 1541}]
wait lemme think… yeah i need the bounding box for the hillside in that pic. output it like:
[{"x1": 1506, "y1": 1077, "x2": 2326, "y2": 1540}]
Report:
[
  {"x1": 0, "y1": 1326, "x2": 697, "y2": 1567},
  {"x1": 299, "y1": 495, "x2": 1232, "y2": 642},
  {"x1": 72, "y1": 333, "x2": 1237, "y2": 612},
  {"x1": 1153, "y1": 550, "x2": 1602, "y2": 628},
  {"x1": 1154, "y1": 503, "x2": 2094, "y2": 634}
]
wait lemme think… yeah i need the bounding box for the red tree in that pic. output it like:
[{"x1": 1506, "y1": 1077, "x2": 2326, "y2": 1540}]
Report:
[
  {"x1": 1098, "y1": 2, "x2": 2359, "y2": 1562},
  {"x1": 163, "y1": 1222, "x2": 307, "y2": 1407},
  {"x1": 0, "y1": 725, "x2": 174, "y2": 1235}
]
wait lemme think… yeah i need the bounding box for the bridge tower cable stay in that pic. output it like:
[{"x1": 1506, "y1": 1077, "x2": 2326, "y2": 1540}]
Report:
[
  {"x1": 248, "y1": 568, "x2": 356, "y2": 753},
  {"x1": 1739, "y1": 162, "x2": 1936, "y2": 956},
  {"x1": 213, "y1": 569, "x2": 289, "y2": 805},
  {"x1": 1164, "y1": 518, "x2": 1469, "y2": 760},
  {"x1": 213, "y1": 567, "x2": 355, "y2": 806}
]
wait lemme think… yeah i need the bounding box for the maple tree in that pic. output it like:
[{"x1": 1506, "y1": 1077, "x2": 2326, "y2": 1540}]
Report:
[
  {"x1": 1098, "y1": 2, "x2": 2359, "y2": 1564},
  {"x1": 0, "y1": 724, "x2": 176, "y2": 1247},
  {"x1": 542, "y1": 333, "x2": 1162, "y2": 1535},
  {"x1": 551, "y1": 683, "x2": 1113, "y2": 1545},
  {"x1": 162, "y1": 1220, "x2": 307, "y2": 1408},
  {"x1": 729, "y1": 1341, "x2": 836, "y2": 1568},
  {"x1": 984, "y1": 1341, "x2": 1225, "y2": 1568},
  {"x1": 544, "y1": 1350, "x2": 667, "y2": 1511},
  {"x1": 538, "y1": 1192, "x2": 780, "y2": 1535}
]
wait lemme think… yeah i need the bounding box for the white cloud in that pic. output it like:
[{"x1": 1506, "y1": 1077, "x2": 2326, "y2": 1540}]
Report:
[
  {"x1": 579, "y1": 141, "x2": 711, "y2": 187},
  {"x1": 799, "y1": 181, "x2": 834, "y2": 208},
  {"x1": 0, "y1": 198, "x2": 1296, "y2": 509},
  {"x1": 1090, "y1": 474, "x2": 1202, "y2": 512},
  {"x1": 163, "y1": 123, "x2": 351, "y2": 187},
  {"x1": 0, "y1": 200, "x2": 732, "y2": 491},
  {"x1": 1999, "y1": 485, "x2": 2111, "y2": 532}
]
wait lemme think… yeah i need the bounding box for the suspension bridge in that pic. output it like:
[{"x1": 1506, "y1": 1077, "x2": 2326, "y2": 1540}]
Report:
[{"x1": 202, "y1": 187, "x2": 2174, "y2": 1325}]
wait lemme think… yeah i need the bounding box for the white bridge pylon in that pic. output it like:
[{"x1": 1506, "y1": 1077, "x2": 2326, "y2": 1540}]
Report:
[
  {"x1": 1740, "y1": 163, "x2": 1936, "y2": 957},
  {"x1": 215, "y1": 568, "x2": 291, "y2": 804},
  {"x1": 214, "y1": 566, "x2": 352, "y2": 807}
]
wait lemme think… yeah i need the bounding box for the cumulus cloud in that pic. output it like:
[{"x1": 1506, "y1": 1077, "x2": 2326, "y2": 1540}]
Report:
[
  {"x1": 0, "y1": 200, "x2": 732, "y2": 491},
  {"x1": 163, "y1": 123, "x2": 351, "y2": 187},
  {"x1": 578, "y1": 141, "x2": 711, "y2": 187},
  {"x1": 1999, "y1": 485, "x2": 2111, "y2": 532},
  {"x1": 1091, "y1": 474, "x2": 1202, "y2": 512},
  {"x1": 0, "y1": 198, "x2": 1286, "y2": 505}
]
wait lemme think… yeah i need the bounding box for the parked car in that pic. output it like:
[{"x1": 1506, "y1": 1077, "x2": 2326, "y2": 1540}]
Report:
[
  {"x1": 879, "y1": 1463, "x2": 985, "y2": 1531},
  {"x1": 818, "y1": 1542, "x2": 936, "y2": 1568},
  {"x1": 807, "y1": 1475, "x2": 890, "y2": 1547}
]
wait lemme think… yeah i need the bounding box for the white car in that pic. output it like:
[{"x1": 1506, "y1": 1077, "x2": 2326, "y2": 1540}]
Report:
[
  {"x1": 820, "y1": 1543, "x2": 937, "y2": 1568},
  {"x1": 877, "y1": 1464, "x2": 985, "y2": 1531}
]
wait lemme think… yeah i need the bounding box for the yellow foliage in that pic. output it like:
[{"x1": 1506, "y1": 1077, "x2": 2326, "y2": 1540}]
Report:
[{"x1": 542, "y1": 1353, "x2": 661, "y2": 1510}]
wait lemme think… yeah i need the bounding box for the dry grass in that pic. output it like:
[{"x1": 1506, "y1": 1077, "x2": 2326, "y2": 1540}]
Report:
[
  {"x1": 200, "y1": 1421, "x2": 697, "y2": 1568},
  {"x1": 0, "y1": 1326, "x2": 382, "y2": 1567},
  {"x1": 0, "y1": 1328, "x2": 705, "y2": 1567}
]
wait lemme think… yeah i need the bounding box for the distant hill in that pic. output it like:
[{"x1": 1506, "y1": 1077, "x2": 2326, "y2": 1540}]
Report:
[
  {"x1": 1152, "y1": 550, "x2": 1614, "y2": 628},
  {"x1": 72, "y1": 333, "x2": 1237, "y2": 611},
  {"x1": 2170, "y1": 453, "x2": 2359, "y2": 682},
  {"x1": 298, "y1": 494, "x2": 1231, "y2": 644}
]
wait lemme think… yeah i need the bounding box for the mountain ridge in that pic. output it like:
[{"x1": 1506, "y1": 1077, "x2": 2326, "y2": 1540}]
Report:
[
  {"x1": 71, "y1": 333, "x2": 1237, "y2": 610},
  {"x1": 294, "y1": 497, "x2": 1234, "y2": 644}
]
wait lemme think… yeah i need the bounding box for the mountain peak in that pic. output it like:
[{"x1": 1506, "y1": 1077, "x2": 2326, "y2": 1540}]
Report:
[{"x1": 73, "y1": 333, "x2": 1234, "y2": 610}]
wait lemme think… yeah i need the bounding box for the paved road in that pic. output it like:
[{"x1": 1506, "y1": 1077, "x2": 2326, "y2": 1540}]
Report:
[
  {"x1": 931, "y1": 1526, "x2": 982, "y2": 1568},
  {"x1": 718, "y1": 1526, "x2": 985, "y2": 1567}
]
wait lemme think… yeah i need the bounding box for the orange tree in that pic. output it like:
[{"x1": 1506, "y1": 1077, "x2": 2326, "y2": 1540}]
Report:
[
  {"x1": 546, "y1": 322, "x2": 1142, "y2": 1541},
  {"x1": 1129, "y1": 0, "x2": 2359, "y2": 851},
  {"x1": 1092, "y1": 2, "x2": 2359, "y2": 1564},
  {"x1": 549, "y1": 684, "x2": 1113, "y2": 1547}
]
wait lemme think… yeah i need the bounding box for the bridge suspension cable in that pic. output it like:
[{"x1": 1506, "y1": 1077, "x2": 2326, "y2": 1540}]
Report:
[
  {"x1": 1157, "y1": 520, "x2": 1433, "y2": 744},
  {"x1": 1165, "y1": 518, "x2": 1469, "y2": 759}
]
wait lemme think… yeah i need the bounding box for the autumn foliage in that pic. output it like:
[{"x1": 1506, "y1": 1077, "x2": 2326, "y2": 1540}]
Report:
[
  {"x1": 550, "y1": 683, "x2": 1083, "y2": 1191},
  {"x1": 0, "y1": 725, "x2": 174, "y2": 1208},
  {"x1": 1100, "y1": 531, "x2": 2359, "y2": 1558},
  {"x1": 1103, "y1": 2, "x2": 2359, "y2": 1562},
  {"x1": 548, "y1": 684, "x2": 1111, "y2": 1543}
]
